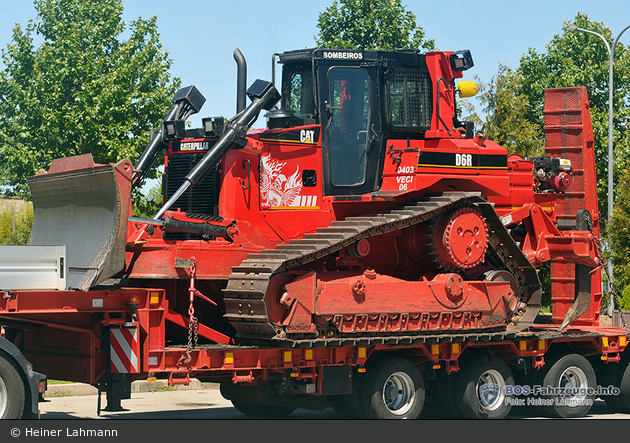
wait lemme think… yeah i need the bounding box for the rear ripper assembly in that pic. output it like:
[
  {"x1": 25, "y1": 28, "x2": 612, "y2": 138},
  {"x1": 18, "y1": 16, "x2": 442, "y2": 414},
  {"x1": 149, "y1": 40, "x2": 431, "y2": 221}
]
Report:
[{"x1": 0, "y1": 47, "x2": 627, "y2": 420}]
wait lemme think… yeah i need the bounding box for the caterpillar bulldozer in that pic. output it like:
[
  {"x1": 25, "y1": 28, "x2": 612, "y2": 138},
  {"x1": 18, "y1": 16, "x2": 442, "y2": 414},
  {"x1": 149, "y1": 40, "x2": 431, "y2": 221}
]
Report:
[
  {"x1": 21, "y1": 47, "x2": 603, "y2": 345},
  {"x1": 0, "y1": 45, "x2": 616, "y2": 421}
]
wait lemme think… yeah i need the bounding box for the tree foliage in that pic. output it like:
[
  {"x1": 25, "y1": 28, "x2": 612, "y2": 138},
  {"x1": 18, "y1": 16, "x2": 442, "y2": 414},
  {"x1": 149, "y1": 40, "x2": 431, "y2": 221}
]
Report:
[
  {"x1": 608, "y1": 167, "x2": 630, "y2": 295},
  {"x1": 479, "y1": 64, "x2": 543, "y2": 158},
  {"x1": 480, "y1": 13, "x2": 630, "y2": 297},
  {"x1": 516, "y1": 13, "x2": 630, "y2": 222},
  {"x1": 315, "y1": 0, "x2": 435, "y2": 51},
  {"x1": 132, "y1": 181, "x2": 162, "y2": 219},
  {"x1": 0, "y1": 0, "x2": 181, "y2": 198},
  {"x1": 0, "y1": 202, "x2": 33, "y2": 245}
]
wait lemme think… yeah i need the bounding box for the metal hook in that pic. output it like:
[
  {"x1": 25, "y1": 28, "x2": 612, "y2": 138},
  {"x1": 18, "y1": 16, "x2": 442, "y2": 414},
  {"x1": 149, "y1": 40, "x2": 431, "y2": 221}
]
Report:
[{"x1": 241, "y1": 159, "x2": 251, "y2": 190}]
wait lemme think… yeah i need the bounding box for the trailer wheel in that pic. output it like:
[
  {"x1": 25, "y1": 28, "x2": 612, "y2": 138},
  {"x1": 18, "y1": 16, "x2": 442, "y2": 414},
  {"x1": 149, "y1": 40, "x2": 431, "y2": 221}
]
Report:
[
  {"x1": 231, "y1": 400, "x2": 295, "y2": 417},
  {"x1": 0, "y1": 355, "x2": 25, "y2": 419},
  {"x1": 599, "y1": 356, "x2": 630, "y2": 413},
  {"x1": 360, "y1": 357, "x2": 425, "y2": 419},
  {"x1": 454, "y1": 355, "x2": 514, "y2": 419},
  {"x1": 538, "y1": 353, "x2": 595, "y2": 418}
]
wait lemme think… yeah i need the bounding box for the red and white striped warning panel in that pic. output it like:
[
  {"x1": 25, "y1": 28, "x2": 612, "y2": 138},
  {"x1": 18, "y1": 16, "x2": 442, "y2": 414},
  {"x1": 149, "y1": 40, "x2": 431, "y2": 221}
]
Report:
[{"x1": 110, "y1": 327, "x2": 140, "y2": 373}]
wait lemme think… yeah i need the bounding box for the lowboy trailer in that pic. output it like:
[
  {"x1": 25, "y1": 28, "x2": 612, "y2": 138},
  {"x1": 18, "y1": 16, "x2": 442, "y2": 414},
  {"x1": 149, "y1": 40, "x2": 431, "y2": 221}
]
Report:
[{"x1": 1, "y1": 48, "x2": 629, "y2": 419}]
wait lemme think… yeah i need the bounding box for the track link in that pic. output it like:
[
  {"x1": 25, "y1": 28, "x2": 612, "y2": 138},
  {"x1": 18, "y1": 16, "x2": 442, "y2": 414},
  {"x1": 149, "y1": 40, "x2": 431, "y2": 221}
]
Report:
[{"x1": 223, "y1": 192, "x2": 541, "y2": 342}]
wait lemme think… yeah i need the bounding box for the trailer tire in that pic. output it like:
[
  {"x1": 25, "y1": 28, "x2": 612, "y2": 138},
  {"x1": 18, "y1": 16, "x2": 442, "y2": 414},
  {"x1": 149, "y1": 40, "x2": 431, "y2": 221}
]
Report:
[
  {"x1": 436, "y1": 371, "x2": 462, "y2": 418},
  {"x1": 599, "y1": 356, "x2": 630, "y2": 413},
  {"x1": 617, "y1": 358, "x2": 630, "y2": 412},
  {"x1": 454, "y1": 355, "x2": 513, "y2": 419},
  {"x1": 538, "y1": 353, "x2": 595, "y2": 418},
  {"x1": 231, "y1": 400, "x2": 295, "y2": 417},
  {"x1": 0, "y1": 355, "x2": 25, "y2": 419},
  {"x1": 360, "y1": 357, "x2": 425, "y2": 419},
  {"x1": 344, "y1": 370, "x2": 367, "y2": 418}
]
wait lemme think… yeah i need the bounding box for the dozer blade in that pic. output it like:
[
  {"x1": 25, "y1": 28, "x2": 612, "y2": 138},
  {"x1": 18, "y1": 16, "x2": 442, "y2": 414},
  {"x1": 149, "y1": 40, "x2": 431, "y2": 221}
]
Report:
[{"x1": 28, "y1": 154, "x2": 133, "y2": 291}]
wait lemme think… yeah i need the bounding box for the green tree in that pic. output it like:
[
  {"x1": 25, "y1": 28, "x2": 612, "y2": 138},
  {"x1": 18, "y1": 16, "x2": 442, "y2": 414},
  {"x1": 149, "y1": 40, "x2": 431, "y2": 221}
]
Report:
[
  {"x1": 479, "y1": 14, "x2": 630, "y2": 308},
  {"x1": 0, "y1": 0, "x2": 181, "y2": 198},
  {"x1": 608, "y1": 166, "x2": 630, "y2": 295},
  {"x1": 132, "y1": 181, "x2": 162, "y2": 219},
  {"x1": 479, "y1": 64, "x2": 544, "y2": 158},
  {"x1": 516, "y1": 13, "x2": 630, "y2": 222},
  {"x1": 315, "y1": 0, "x2": 436, "y2": 51}
]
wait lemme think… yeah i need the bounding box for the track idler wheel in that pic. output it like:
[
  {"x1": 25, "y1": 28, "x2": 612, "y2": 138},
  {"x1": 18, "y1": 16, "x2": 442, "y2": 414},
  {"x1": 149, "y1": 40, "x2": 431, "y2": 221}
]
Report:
[
  {"x1": 264, "y1": 273, "x2": 294, "y2": 325},
  {"x1": 433, "y1": 207, "x2": 488, "y2": 270}
]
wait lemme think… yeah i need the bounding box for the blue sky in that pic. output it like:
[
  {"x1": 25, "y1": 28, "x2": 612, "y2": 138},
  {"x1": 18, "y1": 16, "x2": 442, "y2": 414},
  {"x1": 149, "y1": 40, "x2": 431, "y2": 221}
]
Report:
[{"x1": 1, "y1": 0, "x2": 629, "y2": 128}]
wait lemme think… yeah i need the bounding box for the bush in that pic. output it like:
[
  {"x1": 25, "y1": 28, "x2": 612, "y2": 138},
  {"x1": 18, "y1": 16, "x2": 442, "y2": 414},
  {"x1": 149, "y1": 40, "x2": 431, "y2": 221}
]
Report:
[
  {"x1": 619, "y1": 286, "x2": 630, "y2": 311},
  {"x1": 132, "y1": 182, "x2": 163, "y2": 219},
  {"x1": 0, "y1": 201, "x2": 33, "y2": 245}
]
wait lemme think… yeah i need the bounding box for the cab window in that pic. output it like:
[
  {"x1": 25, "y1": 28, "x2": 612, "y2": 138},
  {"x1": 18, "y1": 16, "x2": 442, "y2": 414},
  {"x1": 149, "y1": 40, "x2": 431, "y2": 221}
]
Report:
[
  {"x1": 283, "y1": 67, "x2": 315, "y2": 118},
  {"x1": 328, "y1": 67, "x2": 370, "y2": 187}
]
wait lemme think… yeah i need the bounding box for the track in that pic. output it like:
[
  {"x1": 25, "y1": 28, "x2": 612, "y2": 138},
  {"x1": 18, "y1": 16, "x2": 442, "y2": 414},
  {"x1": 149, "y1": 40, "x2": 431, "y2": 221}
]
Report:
[{"x1": 223, "y1": 192, "x2": 541, "y2": 343}]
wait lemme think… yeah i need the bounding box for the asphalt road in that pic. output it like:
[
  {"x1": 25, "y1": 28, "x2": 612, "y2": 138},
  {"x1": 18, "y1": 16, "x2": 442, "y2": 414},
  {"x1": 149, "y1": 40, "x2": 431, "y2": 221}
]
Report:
[{"x1": 37, "y1": 386, "x2": 630, "y2": 420}]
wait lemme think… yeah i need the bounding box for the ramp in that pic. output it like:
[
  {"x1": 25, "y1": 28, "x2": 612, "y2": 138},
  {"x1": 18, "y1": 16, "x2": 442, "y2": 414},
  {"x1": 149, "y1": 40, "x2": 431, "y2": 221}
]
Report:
[
  {"x1": 544, "y1": 87, "x2": 602, "y2": 327},
  {"x1": 27, "y1": 154, "x2": 133, "y2": 291}
]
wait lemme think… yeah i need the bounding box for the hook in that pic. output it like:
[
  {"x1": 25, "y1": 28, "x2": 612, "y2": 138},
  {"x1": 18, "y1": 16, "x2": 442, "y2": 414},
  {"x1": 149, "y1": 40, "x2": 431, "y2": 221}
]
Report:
[{"x1": 241, "y1": 159, "x2": 251, "y2": 190}]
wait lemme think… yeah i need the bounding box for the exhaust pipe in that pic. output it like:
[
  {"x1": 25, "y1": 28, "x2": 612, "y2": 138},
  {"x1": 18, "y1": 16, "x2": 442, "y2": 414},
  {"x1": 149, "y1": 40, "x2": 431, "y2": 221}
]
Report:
[{"x1": 234, "y1": 49, "x2": 247, "y2": 114}]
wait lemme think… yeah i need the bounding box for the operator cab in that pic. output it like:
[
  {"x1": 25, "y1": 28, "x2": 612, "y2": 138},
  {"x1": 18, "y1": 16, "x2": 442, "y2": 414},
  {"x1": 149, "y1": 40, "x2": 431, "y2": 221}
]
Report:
[{"x1": 271, "y1": 48, "x2": 475, "y2": 197}]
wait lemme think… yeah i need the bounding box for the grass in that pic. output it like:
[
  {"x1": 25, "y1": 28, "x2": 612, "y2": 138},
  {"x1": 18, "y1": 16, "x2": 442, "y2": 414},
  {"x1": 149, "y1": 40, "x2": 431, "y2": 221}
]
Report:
[
  {"x1": 146, "y1": 383, "x2": 177, "y2": 393},
  {"x1": 43, "y1": 390, "x2": 74, "y2": 398},
  {"x1": 43, "y1": 380, "x2": 77, "y2": 398}
]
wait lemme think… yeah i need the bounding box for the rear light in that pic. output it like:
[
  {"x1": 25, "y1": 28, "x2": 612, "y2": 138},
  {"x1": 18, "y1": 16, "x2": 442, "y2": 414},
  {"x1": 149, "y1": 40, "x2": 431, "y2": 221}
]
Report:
[{"x1": 39, "y1": 379, "x2": 47, "y2": 394}]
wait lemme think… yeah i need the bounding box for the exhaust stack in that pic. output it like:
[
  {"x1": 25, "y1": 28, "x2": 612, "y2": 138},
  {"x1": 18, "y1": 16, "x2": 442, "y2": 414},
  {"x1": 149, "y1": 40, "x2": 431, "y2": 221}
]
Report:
[{"x1": 234, "y1": 48, "x2": 247, "y2": 114}]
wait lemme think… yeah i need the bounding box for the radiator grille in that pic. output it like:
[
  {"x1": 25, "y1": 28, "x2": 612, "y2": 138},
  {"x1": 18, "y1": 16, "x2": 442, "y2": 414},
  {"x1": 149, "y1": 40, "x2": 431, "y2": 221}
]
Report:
[{"x1": 163, "y1": 153, "x2": 221, "y2": 240}]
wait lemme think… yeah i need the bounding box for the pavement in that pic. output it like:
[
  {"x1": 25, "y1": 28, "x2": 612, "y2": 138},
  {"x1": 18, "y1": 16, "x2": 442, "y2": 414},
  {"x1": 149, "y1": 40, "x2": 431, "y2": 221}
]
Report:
[
  {"x1": 39, "y1": 377, "x2": 630, "y2": 420},
  {"x1": 44, "y1": 379, "x2": 218, "y2": 397}
]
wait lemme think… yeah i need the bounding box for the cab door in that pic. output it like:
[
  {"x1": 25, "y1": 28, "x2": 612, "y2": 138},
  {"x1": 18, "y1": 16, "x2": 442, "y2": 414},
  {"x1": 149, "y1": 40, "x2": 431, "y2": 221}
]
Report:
[{"x1": 319, "y1": 65, "x2": 383, "y2": 196}]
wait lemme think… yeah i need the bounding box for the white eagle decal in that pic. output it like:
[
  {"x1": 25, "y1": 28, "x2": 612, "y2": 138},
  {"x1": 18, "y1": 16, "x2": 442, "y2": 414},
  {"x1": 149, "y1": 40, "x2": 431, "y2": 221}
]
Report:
[{"x1": 260, "y1": 155, "x2": 302, "y2": 208}]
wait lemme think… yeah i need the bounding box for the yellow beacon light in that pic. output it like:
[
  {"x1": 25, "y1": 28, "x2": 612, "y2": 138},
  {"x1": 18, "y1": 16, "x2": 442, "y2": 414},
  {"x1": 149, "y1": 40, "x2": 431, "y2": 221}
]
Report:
[{"x1": 457, "y1": 81, "x2": 480, "y2": 98}]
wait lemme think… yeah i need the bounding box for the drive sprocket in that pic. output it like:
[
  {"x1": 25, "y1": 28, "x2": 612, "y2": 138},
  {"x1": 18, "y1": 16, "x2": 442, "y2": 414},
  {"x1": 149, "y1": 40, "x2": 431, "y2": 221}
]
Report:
[{"x1": 431, "y1": 206, "x2": 488, "y2": 271}]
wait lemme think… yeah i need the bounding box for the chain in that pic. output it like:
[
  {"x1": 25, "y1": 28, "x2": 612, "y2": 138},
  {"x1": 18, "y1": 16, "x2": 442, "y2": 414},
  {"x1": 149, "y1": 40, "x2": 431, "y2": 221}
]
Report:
[
  {"x1": 179, "y1": 259, "x2": 200, "y2": 366},
  {"x1": 186, "y1": 258, "x2": 200, "y2": 352},
  {"x1": 587, "y1": 218, "x2": 629, "y2": 331},
  {"x1": 186, "y1": 314, "x2": 199, "y2": 354}
]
